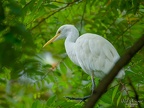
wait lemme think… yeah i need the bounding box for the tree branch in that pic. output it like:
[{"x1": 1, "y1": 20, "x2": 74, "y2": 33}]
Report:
[{"x1": 84, "y1": 34, "x2": 144, "y2": 108}]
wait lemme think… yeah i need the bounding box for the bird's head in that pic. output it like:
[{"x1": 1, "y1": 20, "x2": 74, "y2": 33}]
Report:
[{"x1": 43, "y1": 24, "x2": 76, "y2": 47}]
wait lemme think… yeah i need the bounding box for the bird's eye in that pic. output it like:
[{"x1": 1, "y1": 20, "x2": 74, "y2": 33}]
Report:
[{"x1": 58, "y1": 31, "x2": 61, "y2": 34}]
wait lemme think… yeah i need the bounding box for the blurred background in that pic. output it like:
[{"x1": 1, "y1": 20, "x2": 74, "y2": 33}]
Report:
[{"x1": 0, "y1": 0, "x2": 144, "y2": 108}]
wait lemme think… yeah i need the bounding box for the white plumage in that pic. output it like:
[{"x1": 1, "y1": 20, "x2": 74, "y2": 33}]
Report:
[
  {"x1": 43, "y1": 24, "x2": 125, "y2": 100},
  {"x1": 74, "y1": 33, "x2": 125, "y2": 78}
]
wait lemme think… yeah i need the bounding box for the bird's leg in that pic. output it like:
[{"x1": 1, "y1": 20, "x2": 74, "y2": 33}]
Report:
[
  {"x1": 91, "y1": 71, "x2": 96, "y2": 94},
  {"x1": 65, "y1": 72, "x2": 96, "y2": 102}
]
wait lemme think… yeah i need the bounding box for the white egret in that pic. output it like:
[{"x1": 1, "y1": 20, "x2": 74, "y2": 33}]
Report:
[{"x1": 43, "y1": 24, "x2": 125, "y2": 101}]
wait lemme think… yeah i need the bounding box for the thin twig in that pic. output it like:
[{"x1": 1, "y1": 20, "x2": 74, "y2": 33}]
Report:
[
  {"x1": 113, "y1": 15, "x2": 144, "y2": 46},
  {"x1": 80, "y1": 0, "x2": 87, "y2": 32},
  {"x1": 31, "y1": 0, "x2": 82, "y2": 31},
  {"x1": 22, "y1": 0, "x2": 34, "y2": 10},
  {"x1": 127, "y1": 77, "x2": 141, "y2": 108}
]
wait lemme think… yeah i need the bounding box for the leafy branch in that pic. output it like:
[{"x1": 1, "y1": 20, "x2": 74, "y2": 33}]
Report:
[{"x1": 31, "y1": 0, "x2": 82, "y2": 30}]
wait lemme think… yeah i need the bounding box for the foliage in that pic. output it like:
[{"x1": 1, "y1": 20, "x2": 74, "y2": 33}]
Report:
[{"x1": 0, "y1": 0, "x2": 144, "y2": 108}]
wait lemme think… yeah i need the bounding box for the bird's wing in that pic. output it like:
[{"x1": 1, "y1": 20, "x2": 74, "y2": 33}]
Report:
[{"x1": 75, "y1": 33, "x2": 124, "y2": 78}]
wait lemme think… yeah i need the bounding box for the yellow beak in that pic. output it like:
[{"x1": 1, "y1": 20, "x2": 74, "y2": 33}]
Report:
[{"x1": 43, "y1": 33, "x2": 60, "y2": 48}]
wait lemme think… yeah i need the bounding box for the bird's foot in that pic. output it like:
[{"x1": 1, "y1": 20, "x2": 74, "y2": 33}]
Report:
[{"x1": 65, "y1": 95, "x2": 91, "y2": 102}]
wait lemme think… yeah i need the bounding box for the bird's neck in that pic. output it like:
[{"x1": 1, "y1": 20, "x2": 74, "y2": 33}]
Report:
[
  {"x1": 65, "y1": 28, "x2": 79, "y2": 51},
  {"x1": 65, "y1": 28, "x2": 79, "y2": 43},
  {"x1": 65, "y1": 29, "x2": 79, "y2": 51},
  {"x1": 64, "y1": 28, "x2": 79, "y2": 65}
]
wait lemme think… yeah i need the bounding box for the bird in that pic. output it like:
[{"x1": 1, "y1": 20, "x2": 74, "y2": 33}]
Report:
[{"x1": 43, "y1": 24, "x2": 125, "y2": 101}]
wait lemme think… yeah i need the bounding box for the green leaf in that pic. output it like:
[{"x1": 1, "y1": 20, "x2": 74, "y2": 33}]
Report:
[
  {"x1": 31, "y1": 100, "x2": 39, "y2": 108},
  {"x1": 117, "y1": 94, "x2": 122, "y2": 106},
  {"x1": 112, "y1": 85, "x2": 119, "y2": 102},
  {"x1": 46, "y1": 95, "x2": 56, "y2": 106},
  {"x1": 44, "y1": 4, "x2": 59, "y2": 8}
]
